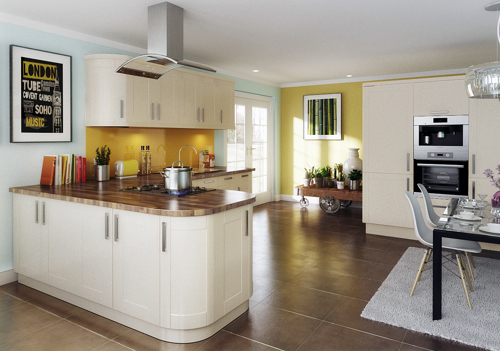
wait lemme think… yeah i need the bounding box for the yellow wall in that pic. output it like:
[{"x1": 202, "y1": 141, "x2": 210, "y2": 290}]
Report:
[
  {"x1": 86, "y1": 127, "x2": 214, "y2": 179},
  {"x1": 281, "y1": 82, "x2": 363, "y2": 195}
]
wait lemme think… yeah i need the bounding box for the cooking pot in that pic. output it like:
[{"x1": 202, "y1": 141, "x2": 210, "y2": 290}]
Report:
[{"x1": 159, "y1": 161, "x2": 195, "y2": 190}]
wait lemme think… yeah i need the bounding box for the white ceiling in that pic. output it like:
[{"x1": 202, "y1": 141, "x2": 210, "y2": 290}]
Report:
[{"x1": 2, "y1": 0, "x2": 500, "y2": 86}]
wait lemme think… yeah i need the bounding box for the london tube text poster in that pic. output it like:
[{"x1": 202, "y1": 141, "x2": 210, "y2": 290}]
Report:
[{"x1": 10, "y1": 46, "x2": 72, "y2": 142}]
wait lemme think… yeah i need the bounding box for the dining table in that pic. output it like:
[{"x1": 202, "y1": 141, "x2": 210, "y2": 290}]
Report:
[{"x1": 433, "y1": 198, "x2": 500, "y2": 320}]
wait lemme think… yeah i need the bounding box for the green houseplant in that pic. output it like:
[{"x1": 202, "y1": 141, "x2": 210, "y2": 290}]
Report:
[
  {"x1": 95, "y1": 145, "x2": 111, "y2": 181},
  {"x1": 336, "y1": 164, "x2": 345, "y2": 189},
  {"x1": 314, "y1": 172, "x2": 323, "y2": 188},
  {"x1": 348, "y1": 169, "x2": 362, "y2": 190}
]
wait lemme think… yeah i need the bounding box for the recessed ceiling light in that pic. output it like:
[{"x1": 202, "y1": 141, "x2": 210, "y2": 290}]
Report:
[
  {"x1": 346, "y1": 74, "x2": 353, "y2": 78},
  {"x1": 253, "y1": 69, "x2": 259, "y2": 73}
]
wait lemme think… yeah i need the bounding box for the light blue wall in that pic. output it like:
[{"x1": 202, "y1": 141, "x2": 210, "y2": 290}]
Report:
[{"x1": 0, "y1": 21, "x2": 280, "y2": 274}]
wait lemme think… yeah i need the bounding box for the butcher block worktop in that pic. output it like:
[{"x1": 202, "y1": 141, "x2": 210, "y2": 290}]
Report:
[{"x1": 9, "y1": 168, "x2": 255, "y2": 217}]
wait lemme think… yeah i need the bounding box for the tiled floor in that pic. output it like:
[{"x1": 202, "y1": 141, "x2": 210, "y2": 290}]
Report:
[{"x1": 1, "y1": 201, "x2": 496, "y2": 351}]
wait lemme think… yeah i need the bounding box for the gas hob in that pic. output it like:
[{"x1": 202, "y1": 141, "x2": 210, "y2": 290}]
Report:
[{"x1": 120, "y1": 183, "x2": 216, "y2": 197}]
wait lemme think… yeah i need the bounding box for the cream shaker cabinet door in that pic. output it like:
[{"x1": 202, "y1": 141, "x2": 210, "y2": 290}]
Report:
[
  {"x1": 84, "y1": 55, "x2": 133, "y2": 126},
  {"x1": 362, "y1": 173, "x2": 413, "y2": 229},
  {"x1": 177, "y1": 71, "x2": 216, "y2": 128},
  {"x1": 112, "y1": 209, "x2": 160, "y2": 325},
  {"x1": 413, "y1": 78, "x2": 468, "y2": 116},
  {"x1": 13, "y1": 194, "x2": 48, "y2": 283},
  {"x1": 164, "y1": 215, "x2": 214, "y2": 329},
  {"x1": 235, "y1": 173, "x2": 252, "y2": 192},
  {"x1": 363, "y1": 82, "x2": 413, "y2": 174},
  {"x1": 214, "y1": 205, "x2": 252, "y2": 320},
  {"x1": 215, "y1": 79, "x2": 235, "y2": 130},
  {"x1": 219, "y1": 175, "x2": 235, "y2": 190}
]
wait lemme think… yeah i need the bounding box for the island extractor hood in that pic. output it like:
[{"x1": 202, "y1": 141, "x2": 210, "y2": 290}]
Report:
[{"x1": 116, "y1": 2, "x2": 215, "y2": 79}]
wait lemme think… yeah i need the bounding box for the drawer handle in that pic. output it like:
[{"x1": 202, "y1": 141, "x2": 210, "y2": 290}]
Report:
[
  {"x1": 151, "y1": 103, "x2": 154, "y2": 120},
  {"x1": 42, "y1": 202, "x2": 45, "y2": 225},
  {"x1": 114, "y1": 214, "x2": 119, "y2": 242},
  {"x1": 202, "y1": 107, "x2": 205, "y2": 122},
  {"x1": 224, "y1": 177, "x2": 233, "y2": 180},
  {"x1": 120, "y1": 100, "x2": 124, "y2": 118},
  {"x1": 245, "y1": 210, "x2": 249, "y2": 236},
  {"x1": 204, "y1": 180, "x2": 214, "y2": 183},
  {"x1": 242, "y1": 174, "x2": 249, "y2": 178},
  {"x1": 105, "y1": 213, "x2": 109, "y2": 240},
  {"x1": 35, "y1": 200, "x2": 39, "y2": 223},
  {"x1": 219, "y1": 110, "x2": 223, "y2": 123},
  {"x1": 472, "y1": 154, "x2": 475, "y2": 174},
  {"x1": 196, "y1": 108, "x2": 200, "y2": 122},
  {"x1": 157, "y1": 103, "x2": 160, "y2": 120},
  {"x1": 162, "y1": 222, "x2": 167, "y2": 252}
]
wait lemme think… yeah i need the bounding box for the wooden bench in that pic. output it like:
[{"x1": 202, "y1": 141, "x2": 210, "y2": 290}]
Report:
[{"x1": 296, "y1": 185, "x2": 362, "y2": 214}]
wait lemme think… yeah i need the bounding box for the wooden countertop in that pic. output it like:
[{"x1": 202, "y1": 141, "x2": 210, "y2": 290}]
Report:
[{"x1": 9, "y1": 170, "x2": 256, "y2": 217}]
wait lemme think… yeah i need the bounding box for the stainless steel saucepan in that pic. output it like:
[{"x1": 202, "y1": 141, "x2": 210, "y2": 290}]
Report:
[{"x1": 159, "y1": 161, "x2": 195, "y2": 190}]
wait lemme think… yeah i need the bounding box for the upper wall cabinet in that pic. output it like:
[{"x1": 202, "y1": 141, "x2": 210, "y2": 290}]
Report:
[
  {"x1": 413, "y1": 77, "x2": 469, "y2": 116},
  {"x1": 84, "y1": 55, "x2": 235, "y2": 130}
]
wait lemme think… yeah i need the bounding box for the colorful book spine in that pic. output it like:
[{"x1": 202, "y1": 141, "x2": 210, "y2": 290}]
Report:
[
  {"x1": 40, "y1": 156, "x2": 56, "y2": 185},
  {"x1": 82, "y1": 157, "x2": 86, "y2": 182},
  {"x1": 75, "y1": 156, "x2": 82, "y2": 183}
]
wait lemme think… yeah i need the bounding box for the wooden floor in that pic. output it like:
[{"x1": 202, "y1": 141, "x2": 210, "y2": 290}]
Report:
[{"x1": 1, "y1": 200, "x2": 498, "y2": 350}]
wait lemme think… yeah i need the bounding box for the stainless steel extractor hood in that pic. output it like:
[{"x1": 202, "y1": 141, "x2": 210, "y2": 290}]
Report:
[{"x1": 116, "y1": 2, "x2": 215, "y2": 79}]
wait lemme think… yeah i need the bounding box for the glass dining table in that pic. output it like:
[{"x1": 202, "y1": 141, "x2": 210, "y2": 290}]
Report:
[{"x1": 433, "y1": 198, "x2": 500, "y2": 320}]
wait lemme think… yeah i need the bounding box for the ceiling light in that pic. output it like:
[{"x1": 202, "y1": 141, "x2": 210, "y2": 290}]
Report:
[
  {"x1": 253, "y1": 70, "x2": 259, "y2": 73},
  {"x1": 465, "y1": 1, "x2": 500, "y2": 99},
  {"x1": 346, "y1": 74, "x2": 353, "y2": 78}
]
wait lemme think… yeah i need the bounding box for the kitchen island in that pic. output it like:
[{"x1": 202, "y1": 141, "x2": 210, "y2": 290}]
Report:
[{"x1": 9, "y1": 170, "x2": 255, "y2": 343}]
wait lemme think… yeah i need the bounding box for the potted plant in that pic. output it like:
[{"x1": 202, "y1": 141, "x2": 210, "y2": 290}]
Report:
[
  {"x1": 348, "y1": 169, "x2": 362, "y2": 190},
  {"x1": 95, "y1": 145, "x2": 111, "y2": 181},
  {"x1": 303, "y1": 166, "x2": 316, "y2": 186},
  {"x1": 314, "y1": 172, "x2": 323, "y2": 188},
  {"x1": 336, "y1": 164, "x2": 345, "y2": 189}
]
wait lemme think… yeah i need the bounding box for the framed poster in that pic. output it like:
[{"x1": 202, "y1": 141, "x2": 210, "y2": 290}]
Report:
[
  {"x1": 10, "y1": 45, "x2": 72, "y2": 142},
  {"x1": 303, "y1": 93, "x2": 341, "y2": 140}
]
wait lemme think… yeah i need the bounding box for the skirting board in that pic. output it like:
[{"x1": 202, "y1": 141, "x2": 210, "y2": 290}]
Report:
[{"x1": 0, "y1": 269, "x2": 18, "y2": 286}]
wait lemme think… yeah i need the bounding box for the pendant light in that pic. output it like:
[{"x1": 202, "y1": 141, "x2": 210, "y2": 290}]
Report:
[{"x1": 465, "y1": 1, "x2": 500, "y2": 99}]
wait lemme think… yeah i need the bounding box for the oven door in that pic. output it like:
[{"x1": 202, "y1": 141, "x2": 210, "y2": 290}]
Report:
[{"x1": 413, "y1": 160, "x2": 468, "y2": 197}]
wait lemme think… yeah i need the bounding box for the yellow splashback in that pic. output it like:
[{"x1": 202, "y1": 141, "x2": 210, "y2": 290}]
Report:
[{"x1": 86, "y1": 127, "x2": 214, "y2": 179}]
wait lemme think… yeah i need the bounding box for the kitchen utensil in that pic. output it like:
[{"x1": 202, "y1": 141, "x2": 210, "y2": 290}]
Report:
[{"x1": 158, "y1": 160, "x2": 195, "y2": 190}]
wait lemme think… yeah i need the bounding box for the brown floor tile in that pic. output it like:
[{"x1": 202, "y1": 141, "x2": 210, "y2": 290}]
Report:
[
  {"x1": 67, "y1": 308, "x2": 131, "y2": 339},
  {"x1": 289, "y1": 270, "x2": 360, "y2": 296},
  {"x1": 399, "y1": 344, "x2": 430, "y2": 351},
  {"x1": 0, "y1": 281, "x2": 47, "y2": 301},
  {"x1": 27, "y1": 292, "x2": 82, "y2": 318},
  {"x1": 1, "y1": 319, "x2": 108, "y2": 351},
  {"x1": 307, "y1": 256, "x2": 373, "y2": 277},
  {"x1": 325, "y1": 297, "x2": 406, "y2": 341},
  {"x1": 0, "y1": 301, "x2": 61, "y2": 346},
  {"x1": 94, "y1": 341, "x2": 135, "y2": 351},
  {"x1": 362, "y1": 262, "x2": 396, "y2": 281},
  {"x1": 341, "y1": 234, "x2": 395, "y2": 250},
  {"x1": 250, "y1": 276, "x2": 286, "y2": 303},
  {"x1": 195, "y1": 330, "x2": 277, "y2": 350},
  {"x1": 114, "y1": 328, "x2": 204, "y2": 351},
  {"x1": 297, "y1": 321, "x2": 401, "y2": 351},
  {"x1": 224, "y1": 303, "x2": 321, "y2": 351},
  {"x1": 260, "y1": 283, "x2": 343, "y2": 319},
  {"x1": 345, "y1": 277, "x2": 382, "y2": 301},
  {"x1": 0, "y1": 291, "x2": 23, "y2": 312},
  {"x1": 403, "y1": 330, "x2": 490, "y2": 351},
  {"x1": 252, "y1": 258, "x2": 306, "y2": 282}
]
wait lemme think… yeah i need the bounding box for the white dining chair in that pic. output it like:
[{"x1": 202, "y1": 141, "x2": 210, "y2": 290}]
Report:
[
  {"x1": 417, "y1": 183, "x2": 477, "y2": 279},
  {"x1": 405, "y1": 191, "x2": 482, "y2": 309}
]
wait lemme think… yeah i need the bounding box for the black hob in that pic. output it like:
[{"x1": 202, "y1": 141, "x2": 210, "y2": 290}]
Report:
[{"x1": 121, "y1": 183, "x2": 216, "y2": 197}]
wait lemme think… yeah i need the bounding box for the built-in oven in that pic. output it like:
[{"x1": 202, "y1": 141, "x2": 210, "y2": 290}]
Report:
[{"x1": 413, "y1": 115, "x2": 469, "y2": 198}]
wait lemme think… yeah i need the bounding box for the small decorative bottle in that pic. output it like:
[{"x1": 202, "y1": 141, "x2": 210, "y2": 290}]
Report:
[
  {"x1": 140, "y1": 146, "x2": 147, "y2": 175},
  {"x1": 146, "y1": 145, "x2": 151, "y2": 174}
]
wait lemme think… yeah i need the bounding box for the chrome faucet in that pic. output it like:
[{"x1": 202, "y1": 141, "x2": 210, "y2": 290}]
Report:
[{"x1": 178, "y1": 144, "x2": 198, "y2": 165}]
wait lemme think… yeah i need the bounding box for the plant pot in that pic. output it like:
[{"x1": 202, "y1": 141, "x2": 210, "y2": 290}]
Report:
[
  {"x1": 350, "y1": 179, "x2": 360, "y2": 190},
  {"x1": 95, "y1": 165, "x2": 110, "y2": 181},
  {"x1": 303, "y1": 178, "x2": 311, "y2": 186},
  {"x1": 327, "y1": 179, "x2": 335, "y2": 188},
  {"x1": 315, "y1": 177, "x2": 323, "y2": 188},
  {"x1": 337, "y1": 181, "x2": 345, "y2": 189}
]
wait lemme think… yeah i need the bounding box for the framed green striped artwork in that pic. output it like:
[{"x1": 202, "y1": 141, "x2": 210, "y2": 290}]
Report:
[{"x1": 303, "y1": 94, "x2": 341, "y2": 140}]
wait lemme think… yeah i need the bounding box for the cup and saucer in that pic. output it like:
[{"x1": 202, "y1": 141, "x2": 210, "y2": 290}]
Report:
[
  {"x1": 453, "y1": 210, "x2": 481, "y2": 221},
  {"x1": 479, "y1": 222, "x2": 500, "y2": 234}
]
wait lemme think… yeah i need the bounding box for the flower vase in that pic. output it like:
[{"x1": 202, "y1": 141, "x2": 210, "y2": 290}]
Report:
[
  {"x1": 492, "y1": 191, "x2": 500, "y2": 207},
  {"x1": 343, "y1": 148, "x2": 362, "y2": 182}
]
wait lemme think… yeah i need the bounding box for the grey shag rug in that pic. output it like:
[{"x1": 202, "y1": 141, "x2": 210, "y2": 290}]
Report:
[{"x1": 361, "y1": 247, "x2": 500, "y2": 351}]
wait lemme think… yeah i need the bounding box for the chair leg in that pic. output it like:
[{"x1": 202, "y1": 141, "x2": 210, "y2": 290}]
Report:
[
  {"x1": 410, "y1": 248, "x2": 430, "y2": 297},
  {"x1": 464, "y1": 252, "x2": 475, "y2": 281},
  {"x1": 455, "y1": 251, "x2": 472, "y2": 309},
  {"x1": 418, "y1": 248, "x2": 433, "y2": 282},
  {"x1": 467, "y1": 252, "x2": 476, "y2": 269},
  {"x1": 459, "y1": 253, "x2": 473, "y2": 292}
]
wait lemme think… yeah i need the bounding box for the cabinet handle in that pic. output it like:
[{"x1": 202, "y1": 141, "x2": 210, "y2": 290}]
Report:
[
  {"x1": 151, "y1": 103, "x2": 154, "y2": 120},
  {"x1": 224, "y1": 177, "x2": 232, "y2": 180},
  {"x1": 105, "y1": 213, "x2": 109, "y2": 240},
  {"x1": 407, "y1": 153, "x2": 410, "y2": 172},
  {"x1": 196, "y1": 108, "x2": 200, "y2": 122},
  {"x1": 238, "y1": 187, "x2": 240, "y2": 191},
  {"x1": 407, "y1": 178, "x2": 410, "y2": 192},
  {"x1": 219, "y1": 110, "x2": 223, "y2": 123},
  {"x1": 157, "y1": 103, "x2": 160, "y2": 120},
  {"x1": 204, "y1": 179, "x2": 214, "y2": 183},
  {"x1": 472, "y1": 154, "x2": 475, "y2": 175},
  {"x1": 202, "y1": 108, "x2": 205, "y2": 122},
  {"x1": 35, "y1": 200, "x2": 39, "y2": 223},
  {"x1": 114, "y1": 214, "x2": 119, "y2": 242},
  {"x1": 472, "y1": 181, "x2": 476, "y2": 200},
  {"x1": 431, "y1": 110, "x2": 449, "y2": 114},
  {"x1": 120, "y1": 100, "x2": 124, "y2": 118},
  {"x1": 245, "y1": 210, "x2": 249, "y2": 236},
  {"x1": 162, "y1": 222, "x2": 167, "y2": 252},
  {"x1": 242, "y1": 174, "x2": 249, "y2": 178},
  {"x1": 42, "y1": 202, "x2": 45, "y2": 225}
]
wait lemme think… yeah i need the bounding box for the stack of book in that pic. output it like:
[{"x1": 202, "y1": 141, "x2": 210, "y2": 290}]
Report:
[{"x1": 40, "y1": 154, "x2": 87, "y2": 185}]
